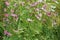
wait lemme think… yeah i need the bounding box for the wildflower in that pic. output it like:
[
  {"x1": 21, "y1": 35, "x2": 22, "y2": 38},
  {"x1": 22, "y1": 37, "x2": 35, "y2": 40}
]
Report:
[
  {"x1": 11, "y1": 9, "x2": 14, "y2": 13},
  {"x1": 4, "y1": 30, "x2": 12, "y2": 36},
  {"x1": 11, "y1": 14, "x2": 18, "y2": 21},
  {"x1": 5, "y1": 1, "x2": 10, "y2": 6},
  {"x1": 14, "y1": 3, "x2": 17, "y2": 7},
  {"x1": 46, "y1": 12, "x2": 51, "y2": 16},
  {"x1": 42, "y1": 7, "x2": 47, "y2": 12},
  {"x1": 4, "y1": 14, "x2": 9, "y2": 17},
  {"x1": 35, "y1": 8, "x2": 40, "y2": 11},
  {"x1": 38, "y1": 13, "x2": 42, "y2": 17},
  {"x1": 38, "y1": 0, "x2": 43, "y2": 2},
  {"x1": 35, "y1": 13, "x2": 42, "y2": 20},
  {"x1": 30, "y1": 2, "x2": 39, "y2": 7},
  {"x1": 11, "y1": 14, "x2": 17, "y2": 17},
  {"x1": 41, "y1": 4, "x2": 47, "y2": 12},
  {"x1": 27, "y1": 18, "x2": 33, "y2": 22},
  {"x1": 42, "y1": 4, "x2": 47, "y2": 9}
]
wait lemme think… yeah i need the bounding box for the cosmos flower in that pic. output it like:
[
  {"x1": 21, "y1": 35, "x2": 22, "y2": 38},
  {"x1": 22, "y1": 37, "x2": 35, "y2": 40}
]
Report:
[
  {"x1": 46, "y1": 12, "x2": 51, "y2": 16},
  {"x1": 4, "y1": 14, "x2": 9, "y2": 17},
  {"x1": 5, "y1": 1, "x2": 10, "y2": 6},
  {"x1": 11, "y1": 14, "x2": 17, "y2": 17}
]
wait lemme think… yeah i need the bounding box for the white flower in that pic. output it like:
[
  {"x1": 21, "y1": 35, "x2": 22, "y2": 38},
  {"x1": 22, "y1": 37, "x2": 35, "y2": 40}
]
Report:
[
  {"x1": 42, "y1": 7, "x2": 47, "y2": 12},
  {"x1": 27, "y1": 18, "x2": 33, "y2": 22},
  {"x1": 39, "y1": 13, "x2": 42, "y2": 17},
  {"x1": 38, "y1": 0, "x2": 43, "y2": 2},
  {"x1": 35, "y1": 13, "x2": 42, "y2": 20}
]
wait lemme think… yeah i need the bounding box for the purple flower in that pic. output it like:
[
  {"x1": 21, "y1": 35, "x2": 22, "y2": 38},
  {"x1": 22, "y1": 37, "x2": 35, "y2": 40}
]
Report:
[
  {"x1": 46, "y1": 12, "x2": 51, "y2": 16},
  {"x1": 4, "y1": 30, "x2": 12, "y2": 36}
]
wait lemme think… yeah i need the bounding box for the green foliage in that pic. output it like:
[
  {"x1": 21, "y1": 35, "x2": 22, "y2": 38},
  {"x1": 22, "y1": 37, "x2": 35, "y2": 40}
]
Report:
[{"x1": 0, "y1": 0, "x2": 60, "y2": 40}]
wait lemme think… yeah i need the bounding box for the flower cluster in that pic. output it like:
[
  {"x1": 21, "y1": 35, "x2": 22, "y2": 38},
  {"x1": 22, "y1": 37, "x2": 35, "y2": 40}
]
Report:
[{"x1": 0, "y1": 0, "x2": 60, "y2": 40}]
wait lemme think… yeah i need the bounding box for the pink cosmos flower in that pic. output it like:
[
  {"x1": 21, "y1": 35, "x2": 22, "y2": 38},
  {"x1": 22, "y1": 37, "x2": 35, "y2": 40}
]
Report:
[
  {"x1": 46, "y1": 12, "x2": 51, "y2": 16},
  {"x1": 4, "y1": 30, "x2": 8, "y2": 35},
  {"x1": 4, "y1": 30, "x2": 12, "y2": 36},
  {"x1": 5, "y1": 1, "x2": 10, "y2": 6},
  {"x1": 4, "y1": 14, "x2": 9, "y2": 17},
  {"x1": 11, "y1": 14, "x2": 17, "y2": 17},
  {"x1": 11, "y1": 14, "x2": 18, "y2": 21}
]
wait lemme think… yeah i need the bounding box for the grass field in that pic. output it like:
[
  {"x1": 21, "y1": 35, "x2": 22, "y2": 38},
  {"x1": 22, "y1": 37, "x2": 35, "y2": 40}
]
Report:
[{"x1": 0, "y1": 0, "x2": 60, "y2": 40}]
